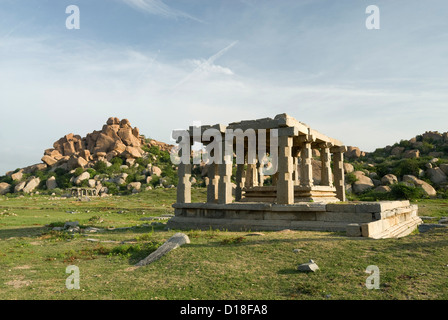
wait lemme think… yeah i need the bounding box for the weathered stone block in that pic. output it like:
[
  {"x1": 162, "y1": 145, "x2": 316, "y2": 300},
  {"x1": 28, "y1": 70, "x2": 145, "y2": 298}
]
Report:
[
  {"x1": 315, "y1": 211, "x2": 373, "y2": 223},
  {"x1": 346, "y1": 223, "x2": 362, "y2": 237}
]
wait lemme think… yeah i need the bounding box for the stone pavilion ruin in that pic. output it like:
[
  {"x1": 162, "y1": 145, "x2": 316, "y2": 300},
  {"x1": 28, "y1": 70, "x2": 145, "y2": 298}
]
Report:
[{"x1": 167, "y1": 114, "x2": 422, "y2": 239}]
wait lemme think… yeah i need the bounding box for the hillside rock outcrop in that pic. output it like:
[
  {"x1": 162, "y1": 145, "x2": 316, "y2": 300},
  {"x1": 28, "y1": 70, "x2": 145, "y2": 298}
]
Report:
[{"x1": 40, "y1": 117, "x2": 169, "y2": 171}]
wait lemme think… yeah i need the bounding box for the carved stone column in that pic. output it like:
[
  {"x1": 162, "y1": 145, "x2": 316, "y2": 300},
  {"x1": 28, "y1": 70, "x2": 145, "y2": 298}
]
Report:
[
  {"x1": 276, "y1": 135, "x2": 294, "y2": 204},
  {"x1": 235, "y1": 164, "x2": 245, "y2": 201},
  {"x1": 331, "y1": 146, "x2": 347, "y2": 202},
  {"x1": 320, "y1": 143, "x2": 333, "y2": 187},
  {"x1": 300, "y1": 138, "x2": 314, "y2": 188},
  {"x1": 245, "y1": 163, "x2": 258, "y2": 188},
  {"x1": 177, "y1": 163, "x2": 192, "y2": 203},
  {"x1": 218, "y1": 162, "x2": 233, "y2": 204},
  {"x1": 206, "y1": 164, "x2": 218, "y2": 203}
]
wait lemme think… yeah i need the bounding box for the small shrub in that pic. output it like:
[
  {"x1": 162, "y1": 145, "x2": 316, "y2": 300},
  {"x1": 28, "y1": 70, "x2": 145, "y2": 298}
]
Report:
[
  {"x1": 86, "y1": 168, "x2": 97, "y2": 178},
  {"x1": 93, "y1": 161, "x2": 108, "y2": 174},
  {"x1": 345, "y1": 172, "x2": 358, "y2": 185},
  {"x1": 40, "y1": 230, "x2": 75, "y2": 241},
  {"x1": 73, "y1": 167, "x2": 84, "y2": 177},
  {"x1": 47, "y1": 221, "x2": 65, "y2": 228},
  {"x1": 109, "y1": 241, "x2": 162, "y2": 260},
  {"x1": 221, "y1": 236, "x2": 246, "y2": 245},
  {"x1": 110, "y1": 157, "x2": 124, "y2": 166},
  {"x1": 135, "y1": 229, "x2": 155, "y2": 242},
  {"x1": 390, "y1": 183, "x2": 425, "y2": 200}
]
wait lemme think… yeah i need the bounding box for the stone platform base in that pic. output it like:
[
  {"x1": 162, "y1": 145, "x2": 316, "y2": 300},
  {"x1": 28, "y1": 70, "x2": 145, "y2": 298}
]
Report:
[
  {"x1": 168, "y1": 201, "x2": 422, "y2": 239},
  {"x1": 241, "y1": 185, "x2": 339, "y2": 203}
]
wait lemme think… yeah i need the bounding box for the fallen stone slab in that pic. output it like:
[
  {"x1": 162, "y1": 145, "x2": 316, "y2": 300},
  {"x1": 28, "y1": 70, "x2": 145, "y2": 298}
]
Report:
[
  {"x1": 86, "y1": 238, "x2": 119, "y2": 243},
  {"x1": 134, "y1": 233, "x2": 190, "y2": 267},
  {"x1": 418, "y1": 224, "x2": 448, "y2": 233},
  {"x1": 83, "y1": 227, "x2": 103, "y2": 233},
  {"x1": 297, "y1": 259, "x2": 319, "y2": 272},
  {"x1": 64, "y1": 221, "x2": 79, "y2": 229},
  {"x1": 419, "y1": 216, "x2": 438, "y2": 221}
]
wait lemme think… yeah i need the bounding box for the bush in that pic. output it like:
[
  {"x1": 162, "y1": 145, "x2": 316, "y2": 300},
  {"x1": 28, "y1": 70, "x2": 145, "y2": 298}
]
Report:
[
  {"x1": 110, "y1": 157, "x2": 123, "y2": 166},
  {"x1": 73, "y1": 167, "x2": 84, "y2": 177},
  {"x1": 135, "y1": 157, "x2": 150, "y2": 168},
  {"x1": 357, "y1": 183, "x2": 426, "y2": 201},
  {"x1": 392, "y1": 159, "x2": 421, "y2": 177},
  {"x1": 93, "y1": 161, "x2": 108, "y2": 174},
  {"x1": 345, "y1": 172, "x2": 358, "y2": 185},
  {"x1": 390, "y1": 183, "x2": 425, "y2": 200},
  {"x1": 51, "y1": 168, "x2": 72, "y2": 190},
  {"x1": 149, "y1": 175, "x2": 161, "y2": 187},
  {"x1": 102, "y1": 182, "x2": 119, "y2": 195},
  {"x1": 0, "y1": 175, "x2": 13, "y2": 184},
  {"x1": 86, "y1": 168, "x2": 97, "y2": 179},
  {"x1": 50, "y1": 188, "x2": 63, "y2": 195}
]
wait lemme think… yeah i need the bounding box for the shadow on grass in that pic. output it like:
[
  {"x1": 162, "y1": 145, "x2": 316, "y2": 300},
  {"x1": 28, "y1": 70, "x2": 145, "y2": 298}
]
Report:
[
  {"x1": 386, "y1": 228, "x2": 448, "y2": 251},
  {"x1": 0, "y1": 226, "x2": 49, "y2": 239},
  {"x1": 277, "y1": 268, "x2": 299, "y2": 275},
  {"x1": 0, "y1": 223, "x2": 166, "y2": 240},
  {"x1": 183, "y1": 233, "x2": 372, "y2": 249},
  {"x1": 109, "y1": 243, "x2": 162, "y2": 265}
]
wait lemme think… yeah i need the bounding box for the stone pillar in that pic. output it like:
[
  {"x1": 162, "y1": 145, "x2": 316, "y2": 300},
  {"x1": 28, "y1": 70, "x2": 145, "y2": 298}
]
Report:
[
  {"x1": 177, "y1": 163, "x2": 192, "y2": 203},
  {"x1": 206, "y1": 164, "x2": 218, "y2": 203},
  {"x1": 258, "y1": 162, "x2": 265, "y2": 187},
  {"x1": 276, "y1": 136, "x2": 294, "y2": 204},
  {"x1": 245, "y1": 163, "x2": 258, "y2": 188},
  {"x1": 332, "y1": 146, "x2": 346, "y2": 202},
  {"x1": 235, "y1": 164, "x2": 245, "y2": 201},
  {"x1": 271, "y1": 172, "x2": 278, "y2": 186},
  {"x1": 300, "y1": 140, "x2": 314, "y2": 187},
  {"x1": 293, "y1": 149, "x2": 300, "y2": 186},
  {"x1": 218, "y1": 162, "x2": 233, "y2": 204},
  {"x1": 320, "y1": 144, "x2": 333, "y2": 187}
]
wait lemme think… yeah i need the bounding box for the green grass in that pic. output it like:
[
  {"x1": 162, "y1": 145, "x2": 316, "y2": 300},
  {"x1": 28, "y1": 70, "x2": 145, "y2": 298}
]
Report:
[{"x1": 0, "y1": 190, "x2": 447, "y2": 300}]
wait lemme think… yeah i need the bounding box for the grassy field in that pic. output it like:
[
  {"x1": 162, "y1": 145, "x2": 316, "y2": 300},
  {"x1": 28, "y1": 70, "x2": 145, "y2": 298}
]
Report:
[{"x1": 0, "y1": 188, "x2": 447, "y2": 300}]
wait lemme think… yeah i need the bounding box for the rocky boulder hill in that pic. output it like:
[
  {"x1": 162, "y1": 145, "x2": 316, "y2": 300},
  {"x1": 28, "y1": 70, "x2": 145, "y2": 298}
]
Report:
[
  {"x1": 0, "y1": 117, "x2": 175, "y2": 196},
  {"x1": 41, "y1": 117, "x2": 168, "y2": 171},
  {"x1": 344, "y1": 130, "x2": 448, "y2": 199}
]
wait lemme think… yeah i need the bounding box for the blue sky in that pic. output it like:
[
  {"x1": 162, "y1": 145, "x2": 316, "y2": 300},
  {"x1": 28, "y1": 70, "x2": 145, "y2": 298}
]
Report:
[{"x1": 1, "y1": 0, "x2": 448, "y2": 174}]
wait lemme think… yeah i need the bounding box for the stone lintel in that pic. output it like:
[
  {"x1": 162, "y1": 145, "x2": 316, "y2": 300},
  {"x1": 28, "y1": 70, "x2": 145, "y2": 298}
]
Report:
[
  {"x1": 227, "y1": 118, "x2": 279, "y2": 130},
  {"x1": 188, "y1": 124, "x2": 227, "y2": 142},
  {"x1": 310, "y1": 129, "x2": 343, "y2": 147},
  {"x1": 277, "y1": 126, "x2": 299, "y2": 137}
]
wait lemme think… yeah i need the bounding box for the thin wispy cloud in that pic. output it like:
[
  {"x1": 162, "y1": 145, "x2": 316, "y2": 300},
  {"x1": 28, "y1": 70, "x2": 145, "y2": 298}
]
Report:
[
  {"x1": 174, "y1": 41, "x2": 238, "y2": 89},
  {"x1": 120, "y1": 0, "x2": 203, "y2": 22}
]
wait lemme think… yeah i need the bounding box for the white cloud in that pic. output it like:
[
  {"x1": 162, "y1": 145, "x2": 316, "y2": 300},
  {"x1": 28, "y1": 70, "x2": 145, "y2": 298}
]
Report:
[
  {"x1": 174, "y1": 41, "x2": 238, "y2": 88},
  {"x1": 119, "y1": 0, "x2": 203, "y2": 22}
]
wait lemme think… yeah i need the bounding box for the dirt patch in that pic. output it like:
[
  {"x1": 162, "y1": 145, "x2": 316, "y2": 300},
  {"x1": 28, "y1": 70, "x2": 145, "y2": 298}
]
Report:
[
  {"x1": 5, "y1": 276, "x2": 32, "y2": 289},
  {"x1": 276, "y1": 229, "x2": 295, "y2": 233},
  {"x1": 124, "y1": 266, "x2": 139, "y2": 272},
  {"x1": 13, "y1": 265, "x2": 32, "y2": 270}
]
